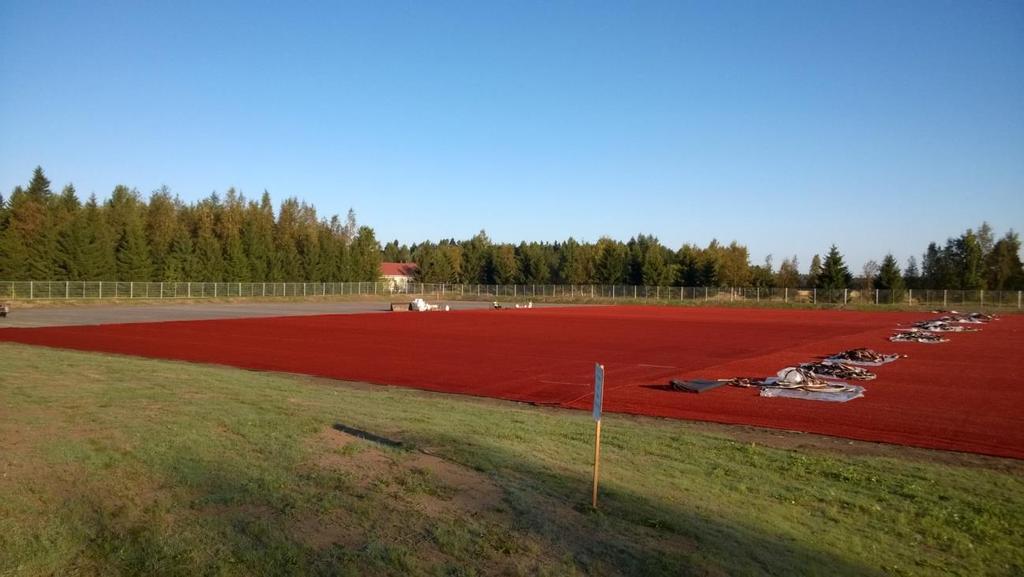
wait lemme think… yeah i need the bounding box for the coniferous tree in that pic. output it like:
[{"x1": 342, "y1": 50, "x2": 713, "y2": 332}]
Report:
[
  {"x1": 951, "y1": 229, "x2": 985, "y2": 290},
  {"x1": 243, "y1": 192, "x2": 276, "y2": 282},
  {"x1": 903, "y1": 256, "x2": 920, "y2": 289},
  {"x1": 382, "y1": 240, "x2": 404, "y2": 263},
  {"x1": 220, "y1": 189, "x2": 251, "y2": 282},
  {"x1": 274, "y1": 198, "x2": 302, "y2": 280},
  {"x1": 116, "y1": 215, "x2": 153, "y2": 281},
  {"x1": 817, "y1": 245, "x2": 851, "y2": 290},
  {"x1": 518, "y1": 242, "x2": 550, "y2": 284},
  {"x1": 106, "y1": 185, "x2": 152, "y2": 280},
  {"x1": 460, "y1": 231, "x2": 491, "y2": 284},
  {"x1": 875, "y1": 254, "x2": 904, "y2": 290},
  {"x1": 147, "y1": 187, "x2": 178, "y2": 279},
  {"x1": 558, "y1": 237, "x2": 589, "y2": 284},
  {"x1": 163, "y1": 222, "x2": 196, "y2": 282},
  {"x1": 985, "y1": 231, "x2": 1023, "y2": 290},
  {"x1": 16, "y1": 169, "x2": 58, "y2": 279},
  {"x1": 875, "y1": 253, "x2": 905, "y2": 300},
  {"x1": 594, "y1": 238, "x2": 628, "y2": 284},
  {"x1": 194, "y1": 200, "x2": 224, "y2": 281},
  {"x1": 0, "y1": 219, "x2": 29, "y2": 279},
  {"x1": 489, "y1": 244, "x2": 520, "y2": 284},
  {"x1": 80, "y1": 194, "x2": 116, "y2": 280},
  {"x1": 350, "y1": 226, "x2": 382, "y2": 281},
  {"x1": 641, "y1": 244, "x2": 672, "y2": 286},
  {"x1": 54, "y1": 188, "x2": 90, "y2": 280},
  {"x1": 808, "y1": 254, "x2": 822, "y2": 286}
]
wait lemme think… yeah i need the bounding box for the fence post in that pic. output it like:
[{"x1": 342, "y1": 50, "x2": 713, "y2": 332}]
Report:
[
  {"x1": 30, "y1": 281, "x2": 33, "y2": 300},
  {"x1": 908, "y1": 288, "x2": 912, "y2": 305},
  {"x1": 875, "y1": 289, "x2": 878, "y2": 305},
  {"x1": 66, "y1": 281, "x2": 69, "y2": 299},
  {"x1": 812, "y1": 288, "x2": 816, "y2": 304},
  {"x1": 943, "y1": 290, "x2": 947, "y2": 307},
  {"x1": 980, "y1": 290, "x2": 984, "y2": 309},
  {"x1": 756, "y1": 287, "x2": 759, "y2": 302},
  {"x1": 1018, "y1": 291, "x2": 1022, "y2": 309},
  {"x1": 784, "y1": 287, "x2": 788, "y2": 303},
  {"x1": 843, "y1": 288, "x2": 848, "y2": 305}
]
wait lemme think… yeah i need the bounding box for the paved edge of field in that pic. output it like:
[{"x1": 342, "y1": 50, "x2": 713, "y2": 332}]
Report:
[{"x1": 0, "y1": 300, "x2": 523, "y2": 327}]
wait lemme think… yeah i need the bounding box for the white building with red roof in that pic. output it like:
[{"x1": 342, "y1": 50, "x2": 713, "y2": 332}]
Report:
[{"x1": 380, "y1": 262, "x2": 418, "y2": 291}]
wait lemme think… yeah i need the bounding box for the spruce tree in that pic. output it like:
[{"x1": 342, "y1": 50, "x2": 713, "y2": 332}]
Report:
[
  {"x1": 518, "y1": 242, "x2": 550, "y2": 284},
  {"x1": 875, "y1": 254, "x2": 905, "y2": 300},
  {"x1": 57, "y1": 215, "x2": 90, "y2": 280},
  {"x1": 558, "y1": 237, "x2": 588, "y2": 284},
  {"x1": 594, "y1": 238, "x2": 628, "y2": 284},
  {"x1": 25, "y1": 166, "x2": 53, "y2": 201},
  {"x1": 903, "y1": 256, "x2": 920, "y2": 289},
  {"x1": 460, "y1": 230, "x2": 491, "y2": 284},
  {"x1": 274, "y1": 198, "x2": 302, "y2": 280},
  {"x1": 243, "y1": 192, "x2": 276, "y2": 282},
  {"x1": 81, "y1": 194, "x2": 116, "y2": 280},
  {"x1": 163, "y1": 223, "x2": 196, "y2": 282},
  {"x1": 116, "y1": 217, "x2": 153, "y2": 281},
  {"x1": 952, "y1": 229, "x2": 985, "y2": 290},
  {"x1": 817, "y1": 245, "x2": 851, "y2": 290},
  {"x1": 985, "y1": 231, "x2": 1023, "y2": 290},
  {"x1": 808, "y1": 254, "x2": 822, "y2": 286},
  {"x1": 350, "y1": 226, "x2": 382, "y2": 281},
  {"x1": 147, "y1": 187, "x2": 178, "y2": 279},
  {"x1": 641, "y1": 245, "x2": 670, "y2": 286},
  {"x1": 489, "y1": 244, "x2": 520, "y2": 284},
  {"x1": 51, "y1": 185, "x2": 82, "y2": 282},
  {"x1": 0, "y1": 222, "x2": 29, "y2": 278}
]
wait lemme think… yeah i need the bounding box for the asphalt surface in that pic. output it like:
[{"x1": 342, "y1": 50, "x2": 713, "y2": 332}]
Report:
[{"x1": 0, "y1": 300, "x2": 509, "y2": 328}]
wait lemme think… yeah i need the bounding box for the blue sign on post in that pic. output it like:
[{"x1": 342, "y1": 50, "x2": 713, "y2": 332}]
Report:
[{"x1": 593, "y1": 363, "x2": 604, "y2": 422}]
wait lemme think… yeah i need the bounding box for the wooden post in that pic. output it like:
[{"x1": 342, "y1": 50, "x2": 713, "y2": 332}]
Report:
[
  {"x1": 592, "y1": 419, "x2": 602, "y2": 509},
  {"x1": 591, "y1": 362, "x2": 604, "y2": 509}
]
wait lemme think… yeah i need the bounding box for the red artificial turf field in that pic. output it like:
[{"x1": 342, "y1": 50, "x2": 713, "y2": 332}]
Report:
[{"x1": 2, "y1": 306, "x2": 1022, "y2": 459}]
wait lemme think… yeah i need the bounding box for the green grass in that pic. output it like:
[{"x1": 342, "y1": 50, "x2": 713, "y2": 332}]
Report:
[{"x1": 1, "y1": 342, "x2": 1022, "y2": 576}]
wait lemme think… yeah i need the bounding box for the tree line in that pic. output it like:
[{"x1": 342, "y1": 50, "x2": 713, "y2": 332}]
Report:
[
  {"x1": 2, "y1": 167, "x2": 1021, "y2": 289},
  {"x1": 394, "y1": 227, "x2": 1022, "y2": 290},
  {"x1": 0, "y1": 167, "x2": 382, "y2": 282}
]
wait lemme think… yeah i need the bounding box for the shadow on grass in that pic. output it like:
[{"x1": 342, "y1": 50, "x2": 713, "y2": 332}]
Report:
[
  {"x1": 53, "y1": 428, "x2": 885, "y2": 577},
  {"x1": 332, "y1": 422, "x2": 404, "y2": 448},
  {"x1": 417, "y1": 431, "x2": 887, "y2": 577}
]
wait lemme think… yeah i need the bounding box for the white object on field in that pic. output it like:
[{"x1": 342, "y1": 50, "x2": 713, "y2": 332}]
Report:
[{"x1": 411, "y1": 298, "x2": 440, "y2": 312}]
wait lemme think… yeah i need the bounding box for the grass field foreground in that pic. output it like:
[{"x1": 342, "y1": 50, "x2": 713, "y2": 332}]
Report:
[{"x1": 1, "y1": 343, "x2": 1022, "y2": 576}]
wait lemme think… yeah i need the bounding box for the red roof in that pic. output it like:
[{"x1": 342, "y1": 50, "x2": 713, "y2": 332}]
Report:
[{"x1": 380, "y1": 262, "x2": 418, "y2": 277}]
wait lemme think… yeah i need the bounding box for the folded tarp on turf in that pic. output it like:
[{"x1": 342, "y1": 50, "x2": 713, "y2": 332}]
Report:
[{"x1": 761, "y1": 385, "x2": 864, "y2": 403}]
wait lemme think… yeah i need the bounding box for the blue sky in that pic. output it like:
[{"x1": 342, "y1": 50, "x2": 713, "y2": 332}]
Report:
[{"x1": 1, "y1": 0, "x2": 1021, "y2": 271}]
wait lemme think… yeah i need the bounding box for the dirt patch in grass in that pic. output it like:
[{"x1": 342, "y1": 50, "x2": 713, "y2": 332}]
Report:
[{"x1": 310, "y1": 426, "x2": 503, "y2": 515}]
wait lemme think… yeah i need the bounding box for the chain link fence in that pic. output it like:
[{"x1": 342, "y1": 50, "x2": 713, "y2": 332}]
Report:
[{"x1": 0, "y1": 281, "x2": 1020, "y2": 308}]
